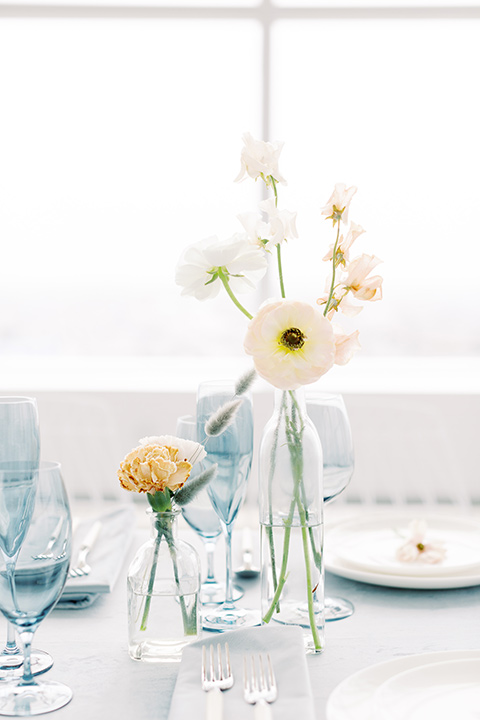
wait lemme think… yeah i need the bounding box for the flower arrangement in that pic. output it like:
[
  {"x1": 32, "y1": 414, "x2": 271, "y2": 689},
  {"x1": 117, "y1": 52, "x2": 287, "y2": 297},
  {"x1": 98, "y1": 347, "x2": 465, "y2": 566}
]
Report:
[
  {"x1": 118, "y1": 435, "x2": 215, "y2": 635},
  {"x1": 175, "y1": 133, "x2": 383, "y2": 649}
]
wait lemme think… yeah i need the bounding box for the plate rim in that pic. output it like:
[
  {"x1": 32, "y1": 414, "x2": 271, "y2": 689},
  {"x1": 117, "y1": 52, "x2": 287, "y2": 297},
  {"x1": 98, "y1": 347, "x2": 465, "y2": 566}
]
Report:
[{"x1": 326, "y1": 649, "x2": 480, "y2": 720}]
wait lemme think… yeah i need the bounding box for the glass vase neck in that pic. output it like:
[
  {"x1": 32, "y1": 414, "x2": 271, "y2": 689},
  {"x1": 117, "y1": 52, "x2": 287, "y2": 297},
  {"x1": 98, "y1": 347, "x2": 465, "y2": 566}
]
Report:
[
  {"x1": 147, "y1": 508, "x2": 180, "y2": 538},
  {"x1": 273, "y1": 387, "x2": 307, "y2": 414}
]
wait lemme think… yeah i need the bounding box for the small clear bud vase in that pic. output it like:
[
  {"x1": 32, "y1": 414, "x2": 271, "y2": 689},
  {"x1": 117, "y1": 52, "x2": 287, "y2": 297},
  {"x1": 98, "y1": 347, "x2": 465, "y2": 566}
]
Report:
[
  {"x1": 127, "y1": 508, "x2": 201, "y2": 662},
  {"x1": 259, "y1": 387, "x2": 325, "y2": 654}
]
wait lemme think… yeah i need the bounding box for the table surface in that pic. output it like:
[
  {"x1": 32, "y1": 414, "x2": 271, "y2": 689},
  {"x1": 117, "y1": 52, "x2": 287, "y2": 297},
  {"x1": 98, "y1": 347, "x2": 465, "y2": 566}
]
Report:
[{"x1": 3, "y1": 514, "x2": 480, "y2": 720}]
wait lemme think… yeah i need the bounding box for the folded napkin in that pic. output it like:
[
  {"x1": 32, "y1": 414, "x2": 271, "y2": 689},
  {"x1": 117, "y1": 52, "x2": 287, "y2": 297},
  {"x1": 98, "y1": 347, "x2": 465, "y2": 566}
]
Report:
[
  {"x1": 56, "y1": 504, "x2": 135, "y2": 610},
  {"x1": 168, "y1": 624, "x2": 315, "y2": 720}
]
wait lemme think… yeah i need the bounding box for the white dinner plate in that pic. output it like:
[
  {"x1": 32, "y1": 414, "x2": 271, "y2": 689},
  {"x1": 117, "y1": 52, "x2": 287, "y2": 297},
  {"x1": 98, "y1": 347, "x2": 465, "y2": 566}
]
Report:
[
  {"x1": 372, "y1": 658, "x2": 480, "y2": 720},
  {"x1": 326, "y1": 514, "x2": 480, "y2": 577},
  {"x1": 325, "y1": 513, "x2": 480, "y2": 589},
  {"x1": 326, "y1": 650, "x2": 480, "y2": 720}
]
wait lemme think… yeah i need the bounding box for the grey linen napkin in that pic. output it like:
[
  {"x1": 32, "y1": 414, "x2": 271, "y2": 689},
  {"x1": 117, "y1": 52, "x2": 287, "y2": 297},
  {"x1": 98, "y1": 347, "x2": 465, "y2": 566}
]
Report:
[
  {"x1": 56, "y1": 504, "x2": 135, "y2": 610},
  {"x1": 168, "y1": 624, "x2": 315, "y2": 720}
]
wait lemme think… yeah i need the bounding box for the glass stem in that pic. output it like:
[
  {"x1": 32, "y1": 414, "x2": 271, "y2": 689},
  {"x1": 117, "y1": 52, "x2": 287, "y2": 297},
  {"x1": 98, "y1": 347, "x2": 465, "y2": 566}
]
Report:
[
  {"x1": 17, "y1": 629, "x2": 36, "y2": 686},
  {"x1": 222, "y1": 522, "x2": 234, "y2": 608},
  {"x1": 5, "y1": 622, "x2": 18, "y2": 654},
  {"x1": 203, "y1": 539, "x2": 217, "y2": 584}
]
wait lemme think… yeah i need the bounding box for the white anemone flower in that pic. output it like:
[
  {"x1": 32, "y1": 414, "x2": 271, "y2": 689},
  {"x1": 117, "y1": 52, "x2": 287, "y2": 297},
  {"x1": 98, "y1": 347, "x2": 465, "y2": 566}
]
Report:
[
  {"x1": 234, "y1": 132, "x2": 286, "y2": 186},
  {"x1": 244, "y1": 299, "x2": 335, "y2": 390},
  {"x1": 175, "y1": 233, "x2": 268, "y2": 300},
  {"x1": 321, "y1": 183, "x2": 357, "y2": 226}
]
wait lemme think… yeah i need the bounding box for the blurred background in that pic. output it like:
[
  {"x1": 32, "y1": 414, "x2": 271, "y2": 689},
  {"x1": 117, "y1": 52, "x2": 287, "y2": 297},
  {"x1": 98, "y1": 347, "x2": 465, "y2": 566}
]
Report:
[{"x1": 0, "y1": 0, "x2": 479, "y2": 510}]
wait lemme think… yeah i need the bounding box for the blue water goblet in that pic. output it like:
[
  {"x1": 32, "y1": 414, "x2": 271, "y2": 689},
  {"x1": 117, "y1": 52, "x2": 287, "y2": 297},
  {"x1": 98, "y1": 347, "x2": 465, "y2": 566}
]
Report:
[
  {"x1": 0, "y1": 461, "x2": 73, "y2": 716},
  {"x1": 176, "y1": 415, "x2": 243, "y2": 605},
  {"x1": 0, "y1": 397, "x2": 52, "y2": 679},
  {"x1": 306, "y1": 392, "x2": 355, "y2": 621},
  {"x1": 196, "y1": 381, "x2": 260, "y2": 631}
]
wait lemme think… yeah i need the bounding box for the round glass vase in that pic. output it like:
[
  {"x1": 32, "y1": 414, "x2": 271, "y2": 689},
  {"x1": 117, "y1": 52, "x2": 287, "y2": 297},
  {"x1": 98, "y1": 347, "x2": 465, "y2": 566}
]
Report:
[
  {"x1": 259, "y1": 388, "x2": 325, "y2": 654},
  {"x1": 127, "y1": 508, "x2": 201, "y2": 662}
]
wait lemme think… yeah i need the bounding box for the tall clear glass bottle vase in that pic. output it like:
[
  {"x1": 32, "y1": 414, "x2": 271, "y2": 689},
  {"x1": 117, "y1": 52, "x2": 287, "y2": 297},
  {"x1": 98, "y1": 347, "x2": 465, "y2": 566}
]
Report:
[{"x1": 259, "y1": 388, "x2": 325, "y2": 654}]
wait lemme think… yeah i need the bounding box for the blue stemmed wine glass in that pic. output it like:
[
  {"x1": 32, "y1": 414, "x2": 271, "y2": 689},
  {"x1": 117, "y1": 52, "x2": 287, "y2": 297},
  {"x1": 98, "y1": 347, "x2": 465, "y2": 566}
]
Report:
[
  {"x1": 197, "y1": 380, "x2": 260, "y2": 631},
  {"x1": 0, "y1": 397, "x2": 52, "y2": 679},
  {"x1": 306, "y1": 392, "x2": 355, "y2": 621},
  {"x1": 0, "y1": 461, "x2": 73, "y2": 716},
  {"x1": 176, "y1": 415, "x2": 243, "y2": 605}
]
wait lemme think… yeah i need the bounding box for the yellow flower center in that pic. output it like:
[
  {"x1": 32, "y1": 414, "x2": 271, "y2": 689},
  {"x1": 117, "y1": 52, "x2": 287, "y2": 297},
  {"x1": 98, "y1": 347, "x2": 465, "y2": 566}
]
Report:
[{"x1": 279, "y1": 327, "x2": 306, "y2": 351}]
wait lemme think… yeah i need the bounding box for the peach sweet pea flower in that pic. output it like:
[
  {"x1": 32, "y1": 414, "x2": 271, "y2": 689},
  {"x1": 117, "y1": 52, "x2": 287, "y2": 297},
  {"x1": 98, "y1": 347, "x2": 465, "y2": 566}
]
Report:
[
  {"x1": 323, "y1": 222, "x2": 365, "y2": 265},
  {"x1": 118, "y1": 444, "x2": 191, "y2": 495},
  {"x1": 333, "y1": 326, "x2": 361, "y2": 366},
  {"x1": 396, "y1": 520, "x2": 447, "y2": 564},
  {"x1": 321, "y1": 183, "x2": 357, "y2": 226},
  {"x1": 244, "y1": 299, "x2": 335, "y2": 390},
  {"x1": 342, "y1": 253, "x2": 383, "y2": 301},
  {"x1": 234, "y1": 132, "x2": 286, "y2": 186}
]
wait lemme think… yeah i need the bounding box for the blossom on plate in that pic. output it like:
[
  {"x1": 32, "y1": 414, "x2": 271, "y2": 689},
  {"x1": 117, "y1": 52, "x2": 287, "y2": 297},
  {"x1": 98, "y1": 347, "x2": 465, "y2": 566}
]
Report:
[
  {"x1": 333, "y1": 326, "x2": 361, "y2": 366},
  {"x1": 234, "y1": 132, "x2": 286, "y2": 186},
  {"x1": 323, "y1": 222, "x2": 365, "y2": 265},
  {"x1": 118, "y1": 444, "x2": 191, "y2": 495},
  {"x1": 396, "y1": 520, "x2": 447, "y2": 564},
  {"x1": 244, "y1": 299, "x2": 335, "y2": 390},
  {"x1": 175, "y1": 233, "x2": 268, "y2": 300},
  {"x1": 341, "y1": 253, "x2": 383, "y2": 301},
  {"x1": 321, "y1": 183, "x2": 357, "y2": 226},
  {"x1": 139, "y1": 434, "x2": 206, "y2": 465}
]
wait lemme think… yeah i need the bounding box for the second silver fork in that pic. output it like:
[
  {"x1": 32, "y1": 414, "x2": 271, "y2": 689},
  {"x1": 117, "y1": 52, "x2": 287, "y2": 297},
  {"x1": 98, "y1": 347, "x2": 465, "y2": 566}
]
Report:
[
  {"x1": 201, "y1": 643, "x2": 234, "y2": 720},
  {"x1": 244, "y1": 653, "x2": 278, "y2": 719}
]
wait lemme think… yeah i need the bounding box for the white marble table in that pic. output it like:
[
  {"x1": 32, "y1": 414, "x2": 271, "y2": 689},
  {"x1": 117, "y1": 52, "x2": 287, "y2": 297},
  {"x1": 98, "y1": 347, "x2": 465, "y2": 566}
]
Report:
[{"x1": 2, "y1": 523, "x2": 480, "y2": 720}]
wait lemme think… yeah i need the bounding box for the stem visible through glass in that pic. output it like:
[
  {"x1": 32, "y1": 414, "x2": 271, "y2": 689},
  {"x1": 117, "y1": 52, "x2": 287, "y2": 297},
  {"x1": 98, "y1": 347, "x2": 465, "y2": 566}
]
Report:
[
  {"x1": 203, "y1": 539, "x2": 217, "y2": 584},
  {"x1": 222, "y1": 521, "x2": 234, "y2": 608}
]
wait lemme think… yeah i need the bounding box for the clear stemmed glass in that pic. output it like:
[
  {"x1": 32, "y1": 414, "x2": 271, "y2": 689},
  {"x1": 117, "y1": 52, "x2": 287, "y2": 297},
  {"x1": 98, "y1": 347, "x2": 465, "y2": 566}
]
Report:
[
  {"x1": 196, "y1": 381, "x2": 260, "y2": 631},
  {"x1": 0, "y1": 461, "x2": 73, "y2": 716},
  {"x1": 176, "y1": 415, "x2": 244, "y2": 605},
  {"x1": 0, "y1": 397, "x2": 52, "y2": 679},
  {"x1": 306, "y1": 392, "x2": 355, "y2": 621}
]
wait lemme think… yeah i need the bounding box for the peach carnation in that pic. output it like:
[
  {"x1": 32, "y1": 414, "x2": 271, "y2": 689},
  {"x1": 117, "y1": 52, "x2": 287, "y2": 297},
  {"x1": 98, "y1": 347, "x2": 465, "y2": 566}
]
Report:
[{"x1": 118, "y1": 444, "x2": 191, "y2": 495}]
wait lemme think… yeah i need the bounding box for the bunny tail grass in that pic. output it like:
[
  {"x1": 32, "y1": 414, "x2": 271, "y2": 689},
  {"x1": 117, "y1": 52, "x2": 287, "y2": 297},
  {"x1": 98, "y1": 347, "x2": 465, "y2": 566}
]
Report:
[
  {"x1": 205, "y1": 398, "x2": 243, "y2": 437},
  {"x1": 174, "y1": 464, "x2": 218, "y2": 506},
  {"x1": 234, "y1": 368, "x2": 257, "y2": 396}
]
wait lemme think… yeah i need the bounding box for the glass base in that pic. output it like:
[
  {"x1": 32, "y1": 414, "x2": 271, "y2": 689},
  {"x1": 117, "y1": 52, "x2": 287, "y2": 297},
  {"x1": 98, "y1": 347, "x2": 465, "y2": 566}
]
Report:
[
  {"x1": 202, "y1": 605, "x2": 261, "y2": 632},
  {"x1": 0, "y1": 680, "x2": 72, "y2": 716},
  {"x1": 325, "y1": 596, "x2": 355, "y2": 622},
  {"x1": 200, "y1": 581, "x2": 244, "y2": 605},
  {"x1": 0, "y1": 651, "x2": 53, "y2": 681}
]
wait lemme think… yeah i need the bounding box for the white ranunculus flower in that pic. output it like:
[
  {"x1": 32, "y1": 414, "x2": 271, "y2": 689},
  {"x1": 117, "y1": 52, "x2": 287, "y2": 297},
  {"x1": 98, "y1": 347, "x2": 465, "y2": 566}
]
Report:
[
  {"x1": 139, "y1": 434, "x2": 206, "y2": 465},
  {"x1": 321, "y1": 183, "x2": 357, "y2": 225},
  {"x1": 244, "y1": 299, "x2": 335, "y2": 390},
  {"x1": 175, "y1": 233, "x2": 268, "y2": 300},
  {"x1": 234, "y1": 132, "x2": 286, "y2": 185}
]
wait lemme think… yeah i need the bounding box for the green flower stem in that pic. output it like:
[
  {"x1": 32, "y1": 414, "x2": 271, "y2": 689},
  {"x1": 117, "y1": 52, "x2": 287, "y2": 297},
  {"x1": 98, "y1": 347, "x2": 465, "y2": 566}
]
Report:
[
  {"x1": 265, "y1": 394, "x2": 287, "y2": 608},
  {"x1": 276, "y1": 244, "x2": 286, "y2": 299},
  {"x1": 217, "y1": 268, "x2": 253, "y2": 319},
  {"x1": 165, "y1": 529, "x2": 196, "y2": 635},
  {"x1": 296, "y1": 496, "x2": 322, "y2": 651},
  {"x1": 323, "y1": 223, "x2": 341, "y2": 317},
  {"x1": 140, "y1": 530, "x2": 162, "y2": 632}
]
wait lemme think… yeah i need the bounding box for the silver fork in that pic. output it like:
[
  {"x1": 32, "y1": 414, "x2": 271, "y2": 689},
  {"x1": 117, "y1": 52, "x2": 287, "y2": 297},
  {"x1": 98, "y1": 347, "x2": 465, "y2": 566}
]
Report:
[
  {"x1": 244, "y1": 653, "x2": 278, "y2": 719},
  {"x1": 201, "y1": 643, "x2": 234, "y2": 720},
  {"x1": 68, "y1": 521, "x2": 102, "y2": 578},
  {"x1": 32, "y1": 518, "x2": 64, "y2": 560}
]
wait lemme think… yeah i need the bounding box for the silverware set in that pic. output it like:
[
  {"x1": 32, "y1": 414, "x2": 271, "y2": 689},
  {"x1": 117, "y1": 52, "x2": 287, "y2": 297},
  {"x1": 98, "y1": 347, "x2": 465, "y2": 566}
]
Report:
[
  {"x1": 68, "y1": 520, "x2": 103, "y2": 578},
  {"x1": 201, "y1": 643, "x2": 277, "y2": 719}
]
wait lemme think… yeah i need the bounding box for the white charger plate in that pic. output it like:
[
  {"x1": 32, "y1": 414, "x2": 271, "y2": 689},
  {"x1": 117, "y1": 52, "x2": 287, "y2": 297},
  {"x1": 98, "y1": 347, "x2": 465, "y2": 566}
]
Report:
[
  {"x1": 371, "y1": 657, "x2": 480, "y2": 720},
  {"x1": 325, "y1": 514, "x2": 480, "y2": 588},
  {"x1": 326, "y1": 650, "x2": 480, "y2": 720}
]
